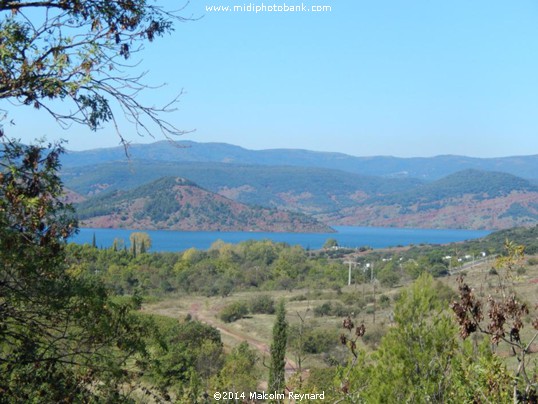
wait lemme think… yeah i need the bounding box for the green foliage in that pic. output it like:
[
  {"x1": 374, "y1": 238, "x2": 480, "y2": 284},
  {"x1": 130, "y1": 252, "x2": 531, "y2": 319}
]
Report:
[
  {"x1": 0, "y1": 0, "x2": 183, "y2": 139},
  {"x1": 313, "y1": 301, "x2": 351, "y2": 317},
  {"x1": 448, "y1": 339, "x2": 512, "y2": 403},
  {"x1": 65, "y1": 238, "x2": 351, "y2": 297},
  {"x1": 249, "y1": 295, "x2": 276, "y2": 314},
  {"x1": 130, "y1": 231, "x2": 152, "y2": 255},
  {"x1": 268, "y1": 300, "x2": 288, "y2": 397},
  {"x1": 0, "y1": 140, "x2": 150, "y2": 401},
  {"x1": 219, "y1": 301, "x2": 249, "y2": 323},
  {"x1": 141, "y1": 316, "x2": 224, "y2": 397},
  {"x1": 216, "y1": 341, "x2": 259, "y2": 394},
  {"x1": 377, "y1": 261, "x2": 401, "y2": 287},
  {"x1": 289, "y1": 327, "x2": 337, "y2": 355},
  {"x1": 373, "y1": 274, "x2": 457, "y2": 401},
  {"x1": 378, "y1": 294, "x2": 391, "y2": 308},
  {"x1": 323, "y1": 238, "x2": 339, "y2": 249},
  {"x1": 344, "y1": 273, "x2": 458, "y2": 402}
]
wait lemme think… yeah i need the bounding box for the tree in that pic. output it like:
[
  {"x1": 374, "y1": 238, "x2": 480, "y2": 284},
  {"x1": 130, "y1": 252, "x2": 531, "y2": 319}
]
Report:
[
  {"x1": 130, "y1": 231, "x2": 152, "y2": 255},
  {"x1": 0, "y1": 138, "x2": 149, "y2": 401},
  {"x1": 0, "y1": 1, "x2": 189, "y2": 144},
  {"x1": 217, "y1": 341, "x2": 259, "y2": 395},
  {"x1": 339, "y1": 273, "x2": 458, "y2": 402},
  {"x1": 323, "y1": 238, "x2": 339, "y2": 249},
  {"x1": 368, "y1": 273, "x2": 458, "y2": 402},
  {"x1": 268, "y1": 300, "x2": 288, "y2": 399}
]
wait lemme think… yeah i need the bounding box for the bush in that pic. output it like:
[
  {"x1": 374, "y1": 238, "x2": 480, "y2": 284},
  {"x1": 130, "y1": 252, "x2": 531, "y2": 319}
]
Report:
[
  {"x1": 378, "y1": 294, "x2": 391, "y2": 309},
  {"x1": 379, "y1": 270, "x2": 400, "y2": 287},
  {"x1": 313, "y1": 301, "x2": 355, "y2": 317},
  {"x1": 219, "y1": 301, "x2": 249, "y2": 323},
  {"x1": 488, "y1": 267, "x2": 498, "y2": 275},
  {"x1": 313, "y1": 302, "x2": 332, "y2": 317},
  {"x1": 249, "y1": 295, "x2": 275, "y2": 314}
]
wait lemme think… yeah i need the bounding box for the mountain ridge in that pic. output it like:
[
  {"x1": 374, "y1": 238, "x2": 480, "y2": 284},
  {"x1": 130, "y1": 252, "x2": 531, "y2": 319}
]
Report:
[{"x1": 61, "y1": 140, "x2": 538, "y2": 180}]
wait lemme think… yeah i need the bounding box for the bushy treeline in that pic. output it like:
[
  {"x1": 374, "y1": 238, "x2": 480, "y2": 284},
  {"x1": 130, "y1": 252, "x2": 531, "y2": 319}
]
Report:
[
  {"x1": 66, "y1": 239, "x2": 349, "y2": 296},
  {"x1": 0, "y1": 140, "x2": 263, "y2": 402}
]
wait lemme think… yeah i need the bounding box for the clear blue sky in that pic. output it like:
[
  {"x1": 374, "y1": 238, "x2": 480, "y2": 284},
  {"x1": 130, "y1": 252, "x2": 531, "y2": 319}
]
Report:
[{"x1": 4, "y1": 0, "x2": 538, "y2": 157}]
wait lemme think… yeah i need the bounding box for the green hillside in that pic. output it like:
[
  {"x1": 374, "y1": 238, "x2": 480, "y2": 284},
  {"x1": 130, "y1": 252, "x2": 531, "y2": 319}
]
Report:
[
  {"x1": 75, "y1": 176, "x2": 333, "y2": 233},
  {"x1": 62, "y1": 160, "x2": 423, "y2": 213},
  {"x1": 371, "y1": 169, "x2": 538, "y2": 206}
]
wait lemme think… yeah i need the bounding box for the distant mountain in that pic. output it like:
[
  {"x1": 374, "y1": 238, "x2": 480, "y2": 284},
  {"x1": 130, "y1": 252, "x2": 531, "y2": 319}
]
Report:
[
  {"x1": 62, "y1": 142, "x2": 538, "y2": 230},
  {"x1": 74, "y1": 177, "x2": 333, "y2": 233},
  {"x1": 62, "y1": 141, "x2": 538, "y2": 180},
  {"x1": 370, "y1": 169, "x2": 538, "y2": 206},
  {"x1": 61, "y1": 160, "x2": 423, "y2": 214},
  {"x1": 321, "y1": 170, "x2": 538, "y2": 230}
]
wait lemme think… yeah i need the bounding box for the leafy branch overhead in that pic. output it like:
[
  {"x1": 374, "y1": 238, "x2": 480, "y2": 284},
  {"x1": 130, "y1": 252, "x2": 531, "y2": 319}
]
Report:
[{"x1": 0, "y1": 0, "x2": 192, "y2": 142}]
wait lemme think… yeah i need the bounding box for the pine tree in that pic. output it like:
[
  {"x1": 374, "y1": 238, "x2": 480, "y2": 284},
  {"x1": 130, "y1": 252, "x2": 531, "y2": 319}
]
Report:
[{"x1": 268, "y1": 300, "x2": 288, "y2": 399}]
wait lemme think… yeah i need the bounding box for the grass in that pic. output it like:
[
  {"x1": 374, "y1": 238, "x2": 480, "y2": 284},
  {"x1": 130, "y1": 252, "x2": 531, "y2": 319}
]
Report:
[{"x1": 142, "y1": 254, "x2": 538, "y2": 382}]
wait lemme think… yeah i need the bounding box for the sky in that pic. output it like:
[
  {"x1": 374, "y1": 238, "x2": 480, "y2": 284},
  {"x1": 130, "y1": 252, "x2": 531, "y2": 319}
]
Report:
[{"x1": 3, "y1": 0, "x2": 538, "y2": 157}]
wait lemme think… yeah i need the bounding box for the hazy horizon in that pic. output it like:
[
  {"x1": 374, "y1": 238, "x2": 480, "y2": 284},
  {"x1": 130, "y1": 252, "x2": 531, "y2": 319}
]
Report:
[
  {"x1": 4, "y1": 1, "x2": 538, "y2": 159},
  {"x1": 64, "y1": 138, "x2": 538, "y2": 160}
]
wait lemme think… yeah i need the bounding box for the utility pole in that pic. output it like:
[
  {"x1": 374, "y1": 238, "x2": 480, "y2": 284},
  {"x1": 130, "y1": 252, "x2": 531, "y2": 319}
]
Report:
[{"x1": 344, "y1": 261, "x2": 356, "y2": 286}]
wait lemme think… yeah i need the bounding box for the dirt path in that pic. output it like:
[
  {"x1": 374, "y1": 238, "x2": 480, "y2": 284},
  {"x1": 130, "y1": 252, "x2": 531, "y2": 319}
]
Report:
[{"x1": 147, "y1": 301, "x2": 299, "y2": 377}]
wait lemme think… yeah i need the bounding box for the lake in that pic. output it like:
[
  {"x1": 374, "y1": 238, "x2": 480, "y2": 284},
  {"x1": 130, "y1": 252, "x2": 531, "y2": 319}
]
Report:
[{"x1": 71, "y1": 226, "x2": 491, "y2": 252}]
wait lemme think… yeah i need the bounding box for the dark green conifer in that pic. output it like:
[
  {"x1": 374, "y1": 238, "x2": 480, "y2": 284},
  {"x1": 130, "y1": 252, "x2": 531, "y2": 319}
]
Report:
[{"x1": 268, "y1": 300, "x2": 287, "y2": 399}]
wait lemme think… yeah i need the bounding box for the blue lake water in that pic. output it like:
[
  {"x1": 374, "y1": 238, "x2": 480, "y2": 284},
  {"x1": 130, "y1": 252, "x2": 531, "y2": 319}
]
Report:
[{"x1": 71, "y1": 226, "x2": 491, "y2": 252}]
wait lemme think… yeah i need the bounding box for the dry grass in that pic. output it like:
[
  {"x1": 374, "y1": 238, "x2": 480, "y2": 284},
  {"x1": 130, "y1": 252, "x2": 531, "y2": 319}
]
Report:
[{"x1": 143, "y1": 254, "x2": 538, "y2": 376}]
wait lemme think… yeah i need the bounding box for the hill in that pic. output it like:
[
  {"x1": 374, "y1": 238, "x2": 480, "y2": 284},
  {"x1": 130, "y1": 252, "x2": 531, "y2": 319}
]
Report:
[
  {"x1": 74, "y1": 177, "x2": 334, "y2": 233},
  {"x1": 323, "y1": 170, "x2": 538, "y2": 229},
  {"x1": 61, "y1": 160, "x2": 423, "y2": 214},
  {"x1": 61, "y1": 140, "x2": 538, "y2": 180},
  {"x1": 61, "y1": 142, "x2": 538, "y2": 230}
]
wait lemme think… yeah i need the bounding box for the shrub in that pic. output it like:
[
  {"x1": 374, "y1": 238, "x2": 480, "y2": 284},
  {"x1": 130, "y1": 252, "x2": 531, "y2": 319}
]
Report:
[
  {"x1": 378, "y1": 294, "x2": 391, "y2": 309},
  {"x1": 302, "y1": 329, "x2": 337, "y2": 354},
  {"x1": 219, "y1": 301, "x2": 249, "y2": 323},
  {"x1": 249, "y1": 295, "x2": 275, "y2": 314},
  {"x1": 313, "y1": 301, "x2": 350, "y2": 317},
  {"x1": 313, "y1": 302, "x2": 332, "y2": 317}
]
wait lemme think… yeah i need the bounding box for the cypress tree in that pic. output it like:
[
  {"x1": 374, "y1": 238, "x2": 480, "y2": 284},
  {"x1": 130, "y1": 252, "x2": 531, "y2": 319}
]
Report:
[
  {"x1": 268, "y1": 300, "x2": 287, "y2": 399},
  {"x1": 140, "y1": 240, "x2": 146, "y2": 254}
]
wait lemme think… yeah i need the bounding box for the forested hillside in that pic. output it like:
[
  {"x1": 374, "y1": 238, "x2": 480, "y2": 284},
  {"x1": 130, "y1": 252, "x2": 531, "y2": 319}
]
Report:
[
  {"x1": 75, "y1": 176, "x2": 333, "y2": 232},
  {"x1": 66, "y1": 162, "x2": 538, "y2": 230},
  {"x1": 62, "y1": 160, "x2": 423, "y2": 213}
]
